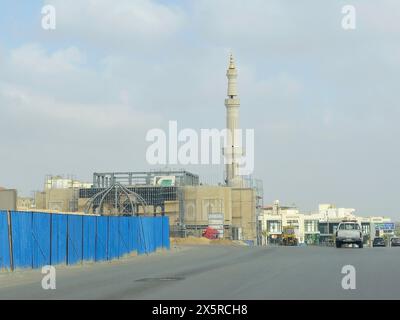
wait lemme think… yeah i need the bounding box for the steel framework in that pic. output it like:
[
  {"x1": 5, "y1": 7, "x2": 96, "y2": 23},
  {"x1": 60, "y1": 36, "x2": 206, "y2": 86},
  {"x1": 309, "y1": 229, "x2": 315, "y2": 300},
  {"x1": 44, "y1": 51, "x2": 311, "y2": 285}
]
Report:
[{"x1": 84, "y1": 182, "x2": 148, "y2": 216}]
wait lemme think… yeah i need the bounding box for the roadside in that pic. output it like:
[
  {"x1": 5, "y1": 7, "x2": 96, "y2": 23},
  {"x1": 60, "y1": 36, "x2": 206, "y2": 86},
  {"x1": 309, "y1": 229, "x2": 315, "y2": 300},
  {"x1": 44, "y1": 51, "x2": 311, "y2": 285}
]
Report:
[
  {"x1": 0, "y1": 245, "x2": 189, "y2": 289},
  {"x1": 170, "y1": 236, "x2": 249, "y2": 247}
]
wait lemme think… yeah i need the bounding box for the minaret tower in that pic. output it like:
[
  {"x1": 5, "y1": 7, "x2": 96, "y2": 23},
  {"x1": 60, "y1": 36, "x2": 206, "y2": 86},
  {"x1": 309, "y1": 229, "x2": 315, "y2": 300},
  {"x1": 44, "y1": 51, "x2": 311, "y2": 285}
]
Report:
[{"x1": 224, "y1": 54, "x2": 243, "y2": 187}]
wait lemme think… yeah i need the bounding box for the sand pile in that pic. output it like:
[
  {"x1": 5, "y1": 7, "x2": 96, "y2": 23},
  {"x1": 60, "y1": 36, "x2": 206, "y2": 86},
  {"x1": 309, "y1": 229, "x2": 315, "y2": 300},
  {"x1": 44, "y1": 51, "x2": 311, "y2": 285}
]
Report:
[
  {"x1": 170, "y1": 236, "x2": 211, "y2": 245},
  {"x1": 170, "y1": 237, "x2": 248, "y2": 246}
]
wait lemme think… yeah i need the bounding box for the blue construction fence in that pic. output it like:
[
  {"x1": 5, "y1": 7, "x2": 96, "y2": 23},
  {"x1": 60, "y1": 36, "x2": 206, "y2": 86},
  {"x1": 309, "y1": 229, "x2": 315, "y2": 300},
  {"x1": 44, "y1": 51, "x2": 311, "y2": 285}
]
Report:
[{"x1": 0, "y1": 210, "x2": 170, "y2": 271}]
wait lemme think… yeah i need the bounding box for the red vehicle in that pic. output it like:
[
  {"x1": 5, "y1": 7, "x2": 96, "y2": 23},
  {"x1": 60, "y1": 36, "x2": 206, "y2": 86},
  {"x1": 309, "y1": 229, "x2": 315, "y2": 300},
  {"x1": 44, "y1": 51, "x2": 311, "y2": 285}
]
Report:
[{"x1": 202, "y1": 227, "x2": 219, "y2": 239}]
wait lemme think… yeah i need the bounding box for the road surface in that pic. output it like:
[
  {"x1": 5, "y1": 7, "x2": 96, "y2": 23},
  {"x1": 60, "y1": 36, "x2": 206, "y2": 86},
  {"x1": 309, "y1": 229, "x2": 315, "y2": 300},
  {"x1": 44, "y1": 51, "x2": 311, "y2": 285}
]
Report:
[{"x1": 0, "y1": 245, "x2": 399, "y2": 299}]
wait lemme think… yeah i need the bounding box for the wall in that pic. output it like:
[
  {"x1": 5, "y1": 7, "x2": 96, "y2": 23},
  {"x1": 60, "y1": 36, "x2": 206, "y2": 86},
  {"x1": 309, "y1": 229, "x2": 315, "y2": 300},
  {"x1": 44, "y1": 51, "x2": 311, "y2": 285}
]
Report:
[
  {"x1": 231, "y1": 188, "x2": 257, "y2": 241},
  {"x1": 0, "y1": 210, "x2": 169, "y2": 271},
  {"x1": 183, "y1": 186, "x2": 232, "y2": 226}
]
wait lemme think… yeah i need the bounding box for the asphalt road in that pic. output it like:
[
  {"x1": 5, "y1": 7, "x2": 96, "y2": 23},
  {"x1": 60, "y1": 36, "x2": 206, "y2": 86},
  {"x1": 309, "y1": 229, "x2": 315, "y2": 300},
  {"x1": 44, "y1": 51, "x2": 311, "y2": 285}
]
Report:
[{"x1": 0, "y1": 245, "x2": 399, "y2": 300}]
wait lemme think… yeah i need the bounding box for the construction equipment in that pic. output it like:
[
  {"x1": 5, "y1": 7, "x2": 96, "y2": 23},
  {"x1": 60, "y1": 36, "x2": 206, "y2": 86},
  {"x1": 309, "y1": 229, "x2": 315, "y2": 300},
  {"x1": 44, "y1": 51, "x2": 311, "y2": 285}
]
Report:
[
  {"x1": 281, "y1": 226, "x2": 298, "y2": 246},
  {"x1": 202, "y1": 226, "x2": 219, "y2": 239}
]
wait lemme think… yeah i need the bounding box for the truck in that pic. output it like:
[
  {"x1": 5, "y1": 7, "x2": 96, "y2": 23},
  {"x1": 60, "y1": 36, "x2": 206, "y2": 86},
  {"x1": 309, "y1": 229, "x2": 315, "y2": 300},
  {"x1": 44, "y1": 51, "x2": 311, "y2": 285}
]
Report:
[
  {"x1": 335, "y1": 220, "x2": 363, "y2": 248},
  {"x1": 281, "y1": 226, "x2": 298, "y2": 246}
]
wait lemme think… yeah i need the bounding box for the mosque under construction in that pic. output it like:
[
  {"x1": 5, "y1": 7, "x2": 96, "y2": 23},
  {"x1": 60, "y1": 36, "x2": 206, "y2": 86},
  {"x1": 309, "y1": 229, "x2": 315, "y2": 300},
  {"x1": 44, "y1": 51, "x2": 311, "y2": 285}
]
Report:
[{"x1": 32, "y1": 55, "x2": 264, "y2": 244}]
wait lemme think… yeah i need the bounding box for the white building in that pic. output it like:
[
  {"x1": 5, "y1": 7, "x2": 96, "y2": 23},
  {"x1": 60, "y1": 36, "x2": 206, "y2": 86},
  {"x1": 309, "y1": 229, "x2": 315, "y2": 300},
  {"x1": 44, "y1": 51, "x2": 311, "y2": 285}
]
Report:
[
  {"x1": 259, "y1": 201, "x2": 394, "y2": 246},
  {"x1": 259, "y1": 200, "x2": 320, "y2": 245},
  {"x1": 45, "y1": 175, "x2": 92, "y2": 190}
]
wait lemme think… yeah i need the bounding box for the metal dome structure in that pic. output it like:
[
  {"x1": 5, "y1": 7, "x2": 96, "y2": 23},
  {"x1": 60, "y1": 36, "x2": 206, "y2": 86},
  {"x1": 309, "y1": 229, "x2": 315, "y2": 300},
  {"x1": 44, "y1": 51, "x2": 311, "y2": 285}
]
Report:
[{"x1": 84, "y1": 182, "x2": 148, "y2": 216}]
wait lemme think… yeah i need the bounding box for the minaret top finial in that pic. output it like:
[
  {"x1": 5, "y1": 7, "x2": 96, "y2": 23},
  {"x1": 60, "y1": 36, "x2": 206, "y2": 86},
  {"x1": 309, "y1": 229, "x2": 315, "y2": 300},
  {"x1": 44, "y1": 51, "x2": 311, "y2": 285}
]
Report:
[{"x1": 229, "y1": 53, "x2": 236, "y2": 69}]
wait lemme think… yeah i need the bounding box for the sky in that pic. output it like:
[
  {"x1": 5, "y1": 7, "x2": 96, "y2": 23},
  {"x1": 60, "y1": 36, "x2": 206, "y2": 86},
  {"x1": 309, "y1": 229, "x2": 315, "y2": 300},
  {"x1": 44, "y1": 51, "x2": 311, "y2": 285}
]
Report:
[{"x1": 0, "y1": 1, "x2": 399, "y2": 219}]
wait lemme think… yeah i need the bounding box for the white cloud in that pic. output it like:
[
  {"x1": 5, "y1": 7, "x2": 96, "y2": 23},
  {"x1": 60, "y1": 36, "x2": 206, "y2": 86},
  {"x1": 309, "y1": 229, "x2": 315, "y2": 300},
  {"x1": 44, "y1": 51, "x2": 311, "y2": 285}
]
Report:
[
  {"x1": 43, "y1": 0, "x2": 185, "y2": 49},
  {"x1": 9, "y1": 44, "x2": 85, "y2": 75},
  {"x1": 1, "y1": 1, "x2": 400, "y2": 217},
  {"x1": 0, "y1": 83, "x2": 159, "y2": 130}
]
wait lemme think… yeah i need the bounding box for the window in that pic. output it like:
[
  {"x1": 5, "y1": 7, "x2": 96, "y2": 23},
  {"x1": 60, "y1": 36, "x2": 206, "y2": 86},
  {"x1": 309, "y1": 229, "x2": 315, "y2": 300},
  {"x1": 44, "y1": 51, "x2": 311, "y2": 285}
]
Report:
[
  {"x1": 362, "y1": 224, "x2": 370, "y2": 235},
  {"x1": 339, "y1": 223, "x2": 360, "y2": 230},
  {"x1": 287, "y1": 220, "x2": 299, "y2": 227},
  {"x1": 304, "y1": 220, "x2": 318, "y2": 233},
  {"x1": 268, "y1": 221, "x2": 281, "y2": 233}
]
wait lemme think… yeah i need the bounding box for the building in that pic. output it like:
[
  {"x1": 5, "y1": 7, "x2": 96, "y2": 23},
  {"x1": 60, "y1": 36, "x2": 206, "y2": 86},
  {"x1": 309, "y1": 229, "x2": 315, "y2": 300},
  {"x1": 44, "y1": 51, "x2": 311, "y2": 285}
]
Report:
[
  {"x1": 259, "y1": 201, "x2": 319, "y2": 245},
  {"x1": 0, "y1": 188, "x2": 17, "y2": 211},
  {"x1": 35, "y1": 175, "x2": 92, "y2": 212},
  {"x1": 18, "y1": 56, "x2": 262, "y2": 243},
  {"x1": 76, "y1": 55, "x2": 263, "y2": 243},
  {"x1": 17, "y1": 196, "x2": 34, "y2": 210},
  {"x1": 259, "y1": 201, "x2": 394, "y2": 246},
  {"x1": 78, "y1": 169, "x2": 261, "y2": 242},
  {"x1": 224, "y1": 54, "x2": 243, "y2": 188}
]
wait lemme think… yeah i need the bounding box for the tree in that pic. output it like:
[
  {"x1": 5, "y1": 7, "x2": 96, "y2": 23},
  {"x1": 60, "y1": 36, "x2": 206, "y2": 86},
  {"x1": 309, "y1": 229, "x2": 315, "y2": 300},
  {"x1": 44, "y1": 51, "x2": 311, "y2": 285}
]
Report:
[{"x1": 261, "y1": 230, "x2": 269, "y2": 246}]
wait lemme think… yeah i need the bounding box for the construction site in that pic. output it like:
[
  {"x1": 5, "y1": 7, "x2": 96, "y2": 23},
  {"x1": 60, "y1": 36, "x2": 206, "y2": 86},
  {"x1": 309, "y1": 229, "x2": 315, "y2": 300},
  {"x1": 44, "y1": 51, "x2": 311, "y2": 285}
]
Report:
[
  {"x1": 4, "y1": 54, "x2": 264, "y2": 245},
  {"x1": 28, "y1": 170, "x2": 263, "y2": 244}
]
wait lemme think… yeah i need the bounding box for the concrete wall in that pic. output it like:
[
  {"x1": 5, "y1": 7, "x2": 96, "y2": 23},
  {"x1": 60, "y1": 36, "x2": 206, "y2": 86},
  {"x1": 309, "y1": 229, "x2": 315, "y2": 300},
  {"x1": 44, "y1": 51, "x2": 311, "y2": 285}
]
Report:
[
  {"x1": 35, "y1": 188, "x2": 78, "y2": 212},
  {"x1": 0, "y1": 189, "x2": 17, "y2": 210},
  {"x1": 232, "y1": 188, "x2": 257, "y2": 241},
  {"x1": 183, "y1": 186, "x2": 232, "y2": 226},
  {"x1": 167, "y1": 186, "x2": 257, "y2": 241}
]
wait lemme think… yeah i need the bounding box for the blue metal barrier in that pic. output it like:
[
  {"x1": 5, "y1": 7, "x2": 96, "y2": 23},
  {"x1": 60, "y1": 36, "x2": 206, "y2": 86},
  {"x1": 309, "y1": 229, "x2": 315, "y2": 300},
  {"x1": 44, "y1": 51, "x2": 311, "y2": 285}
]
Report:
[
  {"x1": 11, "y1": 211, "x2": 33, "y2": 269},
  {"x1": 51, "y1": 214, "x2": 67, "y2": 265},
  {"x1": 0, "y1": 211, "x2": 10, "y2": 270},
  {"x1": 82, "y1": 215, "x2": 96, "y2": 262},
  {"x1": 32, "y1": 213, "x2": 51, "y2": 268},
  {"x1": 95, "y1": 216, "x2": 108, "y2": 262},
  {"x1": 1, "y1": 211, "x2": 169, "y2": 271}
]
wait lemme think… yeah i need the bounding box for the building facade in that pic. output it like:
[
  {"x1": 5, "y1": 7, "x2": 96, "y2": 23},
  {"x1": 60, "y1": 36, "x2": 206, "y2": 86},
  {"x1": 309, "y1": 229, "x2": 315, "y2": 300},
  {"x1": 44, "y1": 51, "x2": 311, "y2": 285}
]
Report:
[{"x1": 259, "y1": 201, "x2": 394, "y2": 246}]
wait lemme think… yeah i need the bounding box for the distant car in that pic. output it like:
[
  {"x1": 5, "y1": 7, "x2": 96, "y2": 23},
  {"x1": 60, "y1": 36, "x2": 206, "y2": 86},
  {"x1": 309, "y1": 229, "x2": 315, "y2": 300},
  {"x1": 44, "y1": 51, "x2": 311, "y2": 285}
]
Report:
[
  {"x1": 335, "y1": 220, "x2": 363, "y2": 248},
  {"x1": 390, "y1": 238, "x2": 400, "y2": 247},
  {"x1": 373, "y1": 237, "x2": 386, "y2": 247}
]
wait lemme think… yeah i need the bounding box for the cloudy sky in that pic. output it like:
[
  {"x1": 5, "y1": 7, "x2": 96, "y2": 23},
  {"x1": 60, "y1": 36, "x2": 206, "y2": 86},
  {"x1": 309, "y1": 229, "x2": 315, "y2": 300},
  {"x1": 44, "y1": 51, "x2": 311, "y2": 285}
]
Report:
[{"x1": 0, "y1": 1, "x2": 399, "y2": 218}]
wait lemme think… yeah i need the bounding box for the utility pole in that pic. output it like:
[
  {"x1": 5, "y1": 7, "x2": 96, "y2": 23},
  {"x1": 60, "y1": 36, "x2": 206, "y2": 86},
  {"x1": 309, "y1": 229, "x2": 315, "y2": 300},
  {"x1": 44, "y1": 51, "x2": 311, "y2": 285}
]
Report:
[{"x1": 327, "y1": 210, "x2": 330, "y2": 245}]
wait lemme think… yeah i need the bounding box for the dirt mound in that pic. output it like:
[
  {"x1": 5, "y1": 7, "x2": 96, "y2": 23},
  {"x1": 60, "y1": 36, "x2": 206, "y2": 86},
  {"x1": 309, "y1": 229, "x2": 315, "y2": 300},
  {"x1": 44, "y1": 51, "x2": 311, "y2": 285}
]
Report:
[
  {"x1": 170, "y1": 236, "x2": 211, "y2": 245},
  {"x1": 170, "y1": 237, "x2": 247, "y2": 246}
]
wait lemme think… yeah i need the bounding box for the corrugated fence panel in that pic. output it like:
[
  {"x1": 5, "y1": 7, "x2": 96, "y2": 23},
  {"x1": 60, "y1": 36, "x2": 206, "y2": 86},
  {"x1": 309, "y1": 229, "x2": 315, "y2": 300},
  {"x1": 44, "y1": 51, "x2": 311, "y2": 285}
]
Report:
[
  {"x1": 32, "y1": 213, "x2": 51, "y2": 269},
  {"x1": 128, "y1": 217, "x2": 138, "y2": 253},
  {"x1": 67, "y1": 215, "x2": 83, "y2": 265},
  {"x1": 83, "y1": 216, "x2": 96, "y2": 262},
  {"x1": 136, "y1": 217, "x2": 146, "y2": 255},
  {"x1": 95, "y1": 216, "x2": 108, "y2": 262},
  {"x1": 1, "y1": 211, "x2": 170, "y2": 271},
  {"x1": 162, "y1": 216, "x2": 170, "y2": 249},
  {"x1": 118, "y1": 217, "x2": 130, "y2": 257},
  {"x1": 51, "y1": 214, "x2": 67, "y2": 265},
  {"x1": 11, "y1": 211, "x2": 33, "y2": 269},
  {"x1": 108, "y1": 216, "x2": 119, "y2": 260},
  {"x1": 148, "y1": 217, "x2": 156, "y2": 253},
  {"x1": 0, "y1": 211, "x2": 10, "y2": 270},
  {"x1": 155, "y1": 217, "x2": 163, "y2": 249},
  {"x1": 140, "y1": 217, "x2": 155, "y2": 254}
]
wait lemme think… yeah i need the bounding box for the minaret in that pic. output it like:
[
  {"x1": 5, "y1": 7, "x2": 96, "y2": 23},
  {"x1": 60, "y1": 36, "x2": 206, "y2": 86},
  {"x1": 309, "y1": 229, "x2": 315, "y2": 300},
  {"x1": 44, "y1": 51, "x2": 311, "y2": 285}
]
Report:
[{"x1": 224, "y1": 54, "x2": 243, "y2": 187}]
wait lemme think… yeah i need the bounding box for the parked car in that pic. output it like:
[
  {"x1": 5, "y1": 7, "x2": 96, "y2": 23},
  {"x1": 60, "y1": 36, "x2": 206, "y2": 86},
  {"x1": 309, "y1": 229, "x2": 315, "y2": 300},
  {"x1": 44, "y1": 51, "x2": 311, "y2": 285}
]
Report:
[
  {"x1": 390, "y1": 237, "x2": 400, "y2": 247},
  {"x1": 373, "y1": 237, "x2": 386, "y2": 247},
  {"x1": 335, "y1": 220, "x2": 363, "y2": 248}
]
